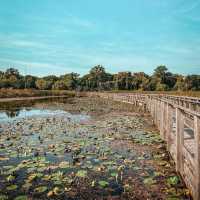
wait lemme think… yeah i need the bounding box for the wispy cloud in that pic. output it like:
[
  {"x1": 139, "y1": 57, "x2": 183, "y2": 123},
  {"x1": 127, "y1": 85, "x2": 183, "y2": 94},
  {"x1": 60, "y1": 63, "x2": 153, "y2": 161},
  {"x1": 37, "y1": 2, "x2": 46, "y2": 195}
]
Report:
[
  {"x1": 175, "y1": 0, "x2": 200, "y2": 14},
  {"x1": 68, "y1": 15, "x2": 96, "y2": 29},
  {"x1": 0, "y1": 58, "x2": 75, "y2": 76},
  {"x1": 0, "y1": 33, "x2": 47, "y2": 49}
]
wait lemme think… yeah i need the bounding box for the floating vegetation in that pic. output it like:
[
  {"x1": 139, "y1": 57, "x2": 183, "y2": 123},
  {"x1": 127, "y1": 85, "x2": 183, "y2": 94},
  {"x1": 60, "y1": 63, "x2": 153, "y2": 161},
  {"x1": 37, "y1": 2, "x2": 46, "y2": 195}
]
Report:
[
  {"x1": 143, "y1": 177, "x2": 156, "y2": 186},
  {"x1": 98, "y1": 180, "x2": 109, "y2": 188},
  {"x1": 76, "y1": 170, "x2": 87, "y2": 178},
  {"x1": 14, "y1": 196, "x2": 28, "y2": 200},
  {"x1": 0, "y1": 97, "x2": 191, "y2": 199},
  {"x1": 6, "y1": 184, "x2": 18, "y2": 191},
  {"x1": 0, "y1": 195, "x2": 8, "y2": 200},
  {"x1": 34, "y1": 186, "x2": 48, "y2": 194},
  {"x1": 167, "y1": 176, "x2": 180, "y2": 186}
]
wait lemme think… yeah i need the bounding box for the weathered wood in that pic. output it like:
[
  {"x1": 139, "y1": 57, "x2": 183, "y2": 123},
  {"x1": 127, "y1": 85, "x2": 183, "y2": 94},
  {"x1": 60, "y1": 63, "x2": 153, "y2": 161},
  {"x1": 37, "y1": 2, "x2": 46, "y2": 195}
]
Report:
[
  {"x1": 175, "y1": 108, "x2": 184, "y2": 173},
  {"x1": 167, "y1": 104, "x2": 173, "y2": 151},
  {"x1": 160, "y1": 101, "x2": 165, "y2": 139}
]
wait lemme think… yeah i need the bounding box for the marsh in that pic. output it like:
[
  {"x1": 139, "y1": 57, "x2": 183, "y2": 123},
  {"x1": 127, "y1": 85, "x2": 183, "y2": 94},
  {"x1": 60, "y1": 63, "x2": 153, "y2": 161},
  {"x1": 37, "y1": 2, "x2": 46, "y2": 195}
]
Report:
[{"x1": 0, "y1": 97, "x2": 190, "y2": 200}]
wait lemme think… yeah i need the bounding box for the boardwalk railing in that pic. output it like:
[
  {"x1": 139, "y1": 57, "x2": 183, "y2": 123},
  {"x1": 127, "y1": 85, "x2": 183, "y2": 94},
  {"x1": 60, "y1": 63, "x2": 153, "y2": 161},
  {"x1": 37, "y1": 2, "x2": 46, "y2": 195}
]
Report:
[{"x1": 90, "y1": 92, "x2": 200, "y2": 200}]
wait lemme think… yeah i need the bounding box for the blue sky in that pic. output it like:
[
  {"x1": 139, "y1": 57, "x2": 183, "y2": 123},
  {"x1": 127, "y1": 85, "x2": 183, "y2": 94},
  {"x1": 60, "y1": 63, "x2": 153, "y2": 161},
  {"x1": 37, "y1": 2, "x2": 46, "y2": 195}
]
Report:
[{"x1": 0, "y1": 0, "x2": 200, "y2": 76}]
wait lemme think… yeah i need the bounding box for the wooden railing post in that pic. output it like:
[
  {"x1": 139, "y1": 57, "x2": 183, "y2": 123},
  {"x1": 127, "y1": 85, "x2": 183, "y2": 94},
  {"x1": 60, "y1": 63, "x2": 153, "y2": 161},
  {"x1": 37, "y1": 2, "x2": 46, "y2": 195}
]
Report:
[
  {"x1": 175, "y1": 107, "x2": 184, "y2": 172},
  {"x1": 160, "y1": 101, "x2": 165, "y2": 139},
  {"x1": 165, "y1": 103, "x2": 169, "y2": 144},
  {"x1": 194, "y1": 116, "x2": 200, "y2": 200},
  {"x1": 167, "y1": 104, "x2": 172, "y2": 151},
  {"x1": 155, "y1": 99, "x2": 158, "y2": 125}
]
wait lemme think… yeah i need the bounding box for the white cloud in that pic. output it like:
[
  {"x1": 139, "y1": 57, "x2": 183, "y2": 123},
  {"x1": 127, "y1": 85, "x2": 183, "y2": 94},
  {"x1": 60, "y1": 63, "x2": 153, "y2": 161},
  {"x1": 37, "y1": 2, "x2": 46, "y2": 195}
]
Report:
[{"x1": 0, "y1": 58, "x2": 73, "y2": 76}]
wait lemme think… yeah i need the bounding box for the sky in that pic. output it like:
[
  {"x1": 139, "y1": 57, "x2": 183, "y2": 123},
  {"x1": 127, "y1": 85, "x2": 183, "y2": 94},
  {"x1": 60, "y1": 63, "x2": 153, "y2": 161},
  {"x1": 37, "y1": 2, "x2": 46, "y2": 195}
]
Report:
[{"x1": 0, "y1": 0, "x2": 200, "y2": 77}]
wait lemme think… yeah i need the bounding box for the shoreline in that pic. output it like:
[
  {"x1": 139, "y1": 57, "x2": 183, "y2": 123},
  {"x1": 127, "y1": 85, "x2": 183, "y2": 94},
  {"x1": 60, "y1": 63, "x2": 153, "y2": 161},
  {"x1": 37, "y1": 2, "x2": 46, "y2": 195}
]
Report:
[{"x1": 0, "y1": 95, "x2": 70, "y2": 102}]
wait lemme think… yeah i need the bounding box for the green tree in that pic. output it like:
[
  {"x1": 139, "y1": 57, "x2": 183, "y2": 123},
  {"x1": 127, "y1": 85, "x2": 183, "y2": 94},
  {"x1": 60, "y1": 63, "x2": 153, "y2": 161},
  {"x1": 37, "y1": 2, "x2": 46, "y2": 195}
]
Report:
[
  {"x1": 153, "y1": 65, "x2": 168, "y2": 81},
  {"x1": 113, "y1": 72, "x2": 133, "y2": 90},
  {"x1": 173, "y1": 75, "x2": 185, "y2": 91},
  {"x1": 60, "y1": 73, "x2": 79, "y2": 90},
  {"x1": 24, "y1": 75, "x2": 37, "y2": 88},
  {"x1": 35, "y1": 79, "x2": 52, "y2": 90},
  {"x1": 184, "y1": 75, "x2": 200, "y2": 91},
  {"x1": 80, "y1": 65, "x2": 112, "y2": 91},
  {"x1": 4, "y1": 68, "x2": 20, "y2": 79},
  {"x1": 52, "y1": 80, "x2": 67, "y2": 90},
  {"x1": 132, "y1": 72, "x2": 150, "y2": 90},
  {"x1": 152, "y1": 66, "x2": 176, "y2": 91}
]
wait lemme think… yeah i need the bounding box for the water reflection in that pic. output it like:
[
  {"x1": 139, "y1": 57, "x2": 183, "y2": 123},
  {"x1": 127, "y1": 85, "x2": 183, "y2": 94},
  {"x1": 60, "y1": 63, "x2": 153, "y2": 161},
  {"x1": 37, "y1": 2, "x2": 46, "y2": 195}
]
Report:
[
  {"x1": 0, "y1": 97, "x2": 74, "y2": 121},
  {"x1": 5, "y1": 109, "x2": 20, "y2": 118},
  {"x1": 0, "y1": 97, "x2": 71, "y2": 111}
]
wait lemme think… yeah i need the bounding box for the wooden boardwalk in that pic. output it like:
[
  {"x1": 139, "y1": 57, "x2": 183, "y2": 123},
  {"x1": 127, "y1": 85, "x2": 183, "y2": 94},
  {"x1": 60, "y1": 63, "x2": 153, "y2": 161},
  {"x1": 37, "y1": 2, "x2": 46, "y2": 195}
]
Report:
[{"x1": 90, "y1": 92, "x2": 200, "y2": 200}]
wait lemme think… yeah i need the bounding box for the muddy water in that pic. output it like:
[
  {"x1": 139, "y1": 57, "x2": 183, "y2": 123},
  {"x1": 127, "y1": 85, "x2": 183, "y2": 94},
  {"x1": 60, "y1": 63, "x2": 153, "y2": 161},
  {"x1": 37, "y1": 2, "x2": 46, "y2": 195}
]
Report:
[{"x1": 0, "y1": 97, "x2": 191, "y2": 200}]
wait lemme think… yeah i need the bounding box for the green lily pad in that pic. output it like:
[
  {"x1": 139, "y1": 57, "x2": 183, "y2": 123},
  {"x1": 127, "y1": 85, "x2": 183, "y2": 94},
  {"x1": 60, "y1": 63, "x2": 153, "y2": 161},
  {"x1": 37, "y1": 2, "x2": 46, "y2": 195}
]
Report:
[
  {"x1": 14, "y1": 195, "x2": 28, "y2": 200},
  {"x1": 76, "y1": 170, "x2": 87, "y2": 178},
  {"x1": 53, "y1": 187, "x2": 64, "y2": 196},
  {"x1": 167, "y1": 176, "x2": 179, "y2": 186},
  {"x1": 110, "y1": 172, "x2": 118, "y2": 177},
  {"x1": 0, "y1": 195, "x2": 8, "y2": 200},
  {"x1": 28, "y1": 173, "x2": 43, "y2": 181},
  {"x1": 34, "y1": 186, "x2": 48, "y2": 193},
  {"x1": 42, "y1": 175, "x2": 52, "y2": 181},
  {"x1": 59, "y1": 161, "x2": 70, "y2": 168},
  {"x1": 98, "y1": 180, "x2": 109, "y2": 188},
  {"x1": 143, "y1": 178, "x2": 156, "y2": 186},
  {"x1": 7, "y1": 175, "x2": 15, "y2": 182},
  {"x1": 166, "y1": 198, "x2": 180, "y2": 200},
  {"x1": 6, "y1": 184, "x2": 18, "y2": 191},
  {"x1": 22, "y1": 183, "x2": 32, "y2": 190}
]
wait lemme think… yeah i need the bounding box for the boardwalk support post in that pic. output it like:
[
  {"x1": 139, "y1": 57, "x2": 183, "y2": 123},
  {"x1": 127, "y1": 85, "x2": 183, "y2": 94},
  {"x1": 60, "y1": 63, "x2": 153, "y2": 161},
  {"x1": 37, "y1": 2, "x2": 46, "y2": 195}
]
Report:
[{"x1": 175, "y1": 107, "x2": 184, "y2": 173}]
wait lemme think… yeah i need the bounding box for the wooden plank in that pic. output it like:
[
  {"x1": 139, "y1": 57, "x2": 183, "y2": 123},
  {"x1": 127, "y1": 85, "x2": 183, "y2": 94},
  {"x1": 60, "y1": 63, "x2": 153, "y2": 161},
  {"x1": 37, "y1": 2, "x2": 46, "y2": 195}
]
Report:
[
  {"x1": 183, "y1": 146, "x2": 195, "y2": 169},
  {"x1": 183, "y1": 164, "x2": 195, "y2": 195},
  {"x1": 165, "y1": 103, "x2": 169, "y2": 143},
  {"x1": 175, "y1": 108, "x2": 184, "y2": 172},
  {"x1": 167, "y1": 104, "x2": 172, "y2": 151},
  {"x1": 160, "y1": 101, "x2": 164, "y2": 139}
]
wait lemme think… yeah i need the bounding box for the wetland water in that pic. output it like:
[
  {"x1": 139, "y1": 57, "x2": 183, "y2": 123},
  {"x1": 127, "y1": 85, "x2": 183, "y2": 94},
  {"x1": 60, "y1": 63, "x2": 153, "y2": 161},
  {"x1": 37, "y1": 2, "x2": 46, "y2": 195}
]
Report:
[{"x1": 0, "y1": 97, "x2": 191, "y2": 200}]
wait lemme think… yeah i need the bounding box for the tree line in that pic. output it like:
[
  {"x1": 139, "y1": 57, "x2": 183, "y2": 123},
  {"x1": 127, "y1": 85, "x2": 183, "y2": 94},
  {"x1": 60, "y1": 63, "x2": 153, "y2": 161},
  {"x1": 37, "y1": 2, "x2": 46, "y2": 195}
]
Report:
[{"x1": 0, "y1": 65, "x2": 199, "y2": 91}]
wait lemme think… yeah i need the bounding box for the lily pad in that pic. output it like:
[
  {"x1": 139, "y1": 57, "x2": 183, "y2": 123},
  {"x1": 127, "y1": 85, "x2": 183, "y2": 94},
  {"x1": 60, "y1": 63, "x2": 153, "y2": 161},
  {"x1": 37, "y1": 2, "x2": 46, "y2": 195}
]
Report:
[
  {"x1": 14, "y1": 196, "x2": 28, "y2": 200},
  {"x1": 76, "y1": 170, "x2": 87, "y2": 178},
  {"x1": 167, "y1": 176, "x2": 179, "y2": 186},
  {"x1": 53, "y1": 187, "x2": 64, "y2": 195},
  {"x1": 110, "y1": 172, "x2": 118, "y2": 177},
  {"x1": 22, "y1": 183, "x2": 32, "y2": 190},
  {"x1": 7, "y1": 175, "x2": 15, "y2": 182},
  {"x1": 6, "y1": 184, "x2": 18, "y2": 191},
  {"x1": 34, "y1": 186, "x2": 48, "y2": 193},
  {"x1": 59, "y1": 161, "x2": 70, "y2": 168},
  {"x1": 143, "y1": 178, "x2": 156, "y2": 186},
  {"x1": 28, "y1": 173, "x2": 43, "y2": 181},
  {"x1": 98, "y1": 180, "x2": 109, "y2": 188},
  {"x1": 0, "y1": 195, "x2": 8, "y2": 200}
]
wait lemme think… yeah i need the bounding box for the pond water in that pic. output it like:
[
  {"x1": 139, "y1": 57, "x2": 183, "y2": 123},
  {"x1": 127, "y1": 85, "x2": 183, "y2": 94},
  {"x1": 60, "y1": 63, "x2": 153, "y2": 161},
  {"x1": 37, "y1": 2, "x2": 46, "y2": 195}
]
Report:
[
  {"x1": 0, "y1": 97, "x2": 191, "y2": 200},
  {"x1": 0, "y1": 97, "x2": 90, "y2": 123},
  {"x1": 0, "y1": 108, "x2": 90, "y2": 122}
]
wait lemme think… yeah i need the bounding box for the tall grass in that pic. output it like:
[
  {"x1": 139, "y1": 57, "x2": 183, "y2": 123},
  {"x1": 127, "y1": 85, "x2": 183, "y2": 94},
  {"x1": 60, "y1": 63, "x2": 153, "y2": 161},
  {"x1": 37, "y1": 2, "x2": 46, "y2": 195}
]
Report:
[{"x1": 0, "y1": 89, "x2": 75, "y2": 98}]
